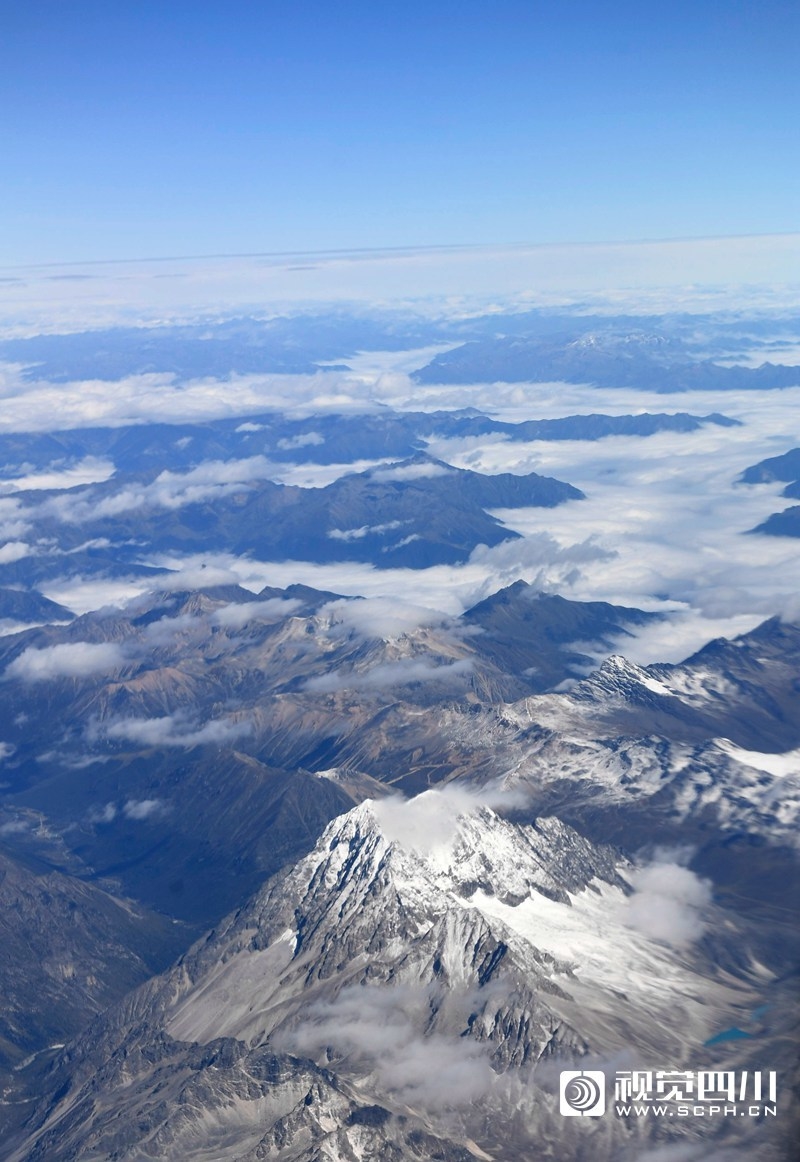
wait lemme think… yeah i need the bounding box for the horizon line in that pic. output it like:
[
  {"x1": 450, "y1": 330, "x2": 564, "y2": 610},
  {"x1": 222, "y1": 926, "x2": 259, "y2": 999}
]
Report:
[{"x1": 4, "y1": 230, "x2": 800, "y2": 274}]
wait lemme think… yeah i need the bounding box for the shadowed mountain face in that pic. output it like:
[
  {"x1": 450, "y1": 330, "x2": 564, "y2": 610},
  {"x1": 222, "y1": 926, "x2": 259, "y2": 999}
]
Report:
[
  {"x1": 741, "y1": 447, "x2": 800, "y2": 487},
  {"x1": 462, "y1": 582, "x2": 659, "y2": 692},
  {"x1": 0, "y1": 847, "x2": 186, "y2": 1087},
  {"x1": 741, "y1": 446, "x2": 800, "y2": 538},
  {"x1": 0, "y1": 588, "x2": 74, "y2": 625},
  {"x1": 755, "y1": 505, "x2": 800, "y2": 536}
]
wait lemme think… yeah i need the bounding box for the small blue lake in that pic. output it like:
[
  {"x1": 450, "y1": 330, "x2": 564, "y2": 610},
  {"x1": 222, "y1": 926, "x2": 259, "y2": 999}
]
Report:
[{"x1": 704, "y1": 1027, "x2": 754, "y2": 1046}]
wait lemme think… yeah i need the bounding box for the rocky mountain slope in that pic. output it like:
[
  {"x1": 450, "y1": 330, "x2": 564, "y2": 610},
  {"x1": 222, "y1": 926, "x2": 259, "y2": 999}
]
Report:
[
  {"x1": 1, "y1": 585, "x2": 798, "y2": 1158},
  {"x1": 9, "y1": 799, "x2": 791, "y2": 1161}
]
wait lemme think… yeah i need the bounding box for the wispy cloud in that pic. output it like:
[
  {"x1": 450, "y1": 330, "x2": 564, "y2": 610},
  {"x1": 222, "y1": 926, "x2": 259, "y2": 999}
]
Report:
[
  {"x1": 122, "y1": 798, "x2": 166, "y2": 820},
  {"x1": 5, "y1": 640, "x2": 127, "y2": 682},
  {"x1": 88, "y1": 798, "x2": 168, "y2": 822},
  {"x1": 40, "y1": 456, "x2": 275, "y2": 523},
  {"x1": 283, "y1": 984, "x2": 496, "y2": 1111},
  {"x1": 304, "y1": 656, "x2": 473, "y2": 693},
  {"x1": 328, "y1": 519, "x2": 407, "y2": 542},
  {"x1": 369, "y1": 461, "x2": 453, "y2": 482},
  {"x1": 210, "y1": 597, "x2": 303, "y2": 629},
  {"x1": 320, "y1": 595, "x2": 452, "y2": 640},
  {"x1": 0, "y1": 456, "x2": 115, "y2": 493},
  {"x1": 0, "y1": 540, "x2": 32, "y2": 564},
  {"x1": 94, "y1": 712, "x2": 252, "y2": 749},
  {"x1": 276, "y1": 431, "x2": 324, "y2": 450}
]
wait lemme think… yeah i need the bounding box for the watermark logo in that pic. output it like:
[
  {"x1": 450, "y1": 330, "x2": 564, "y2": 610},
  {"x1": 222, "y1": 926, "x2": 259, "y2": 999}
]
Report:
[
  {"x1": 558, "y1": 1069, "x2": 777, "y2": 1119},
  {"x1": 559, "y1": 1070, "x2": 606, "y2": 1117}
]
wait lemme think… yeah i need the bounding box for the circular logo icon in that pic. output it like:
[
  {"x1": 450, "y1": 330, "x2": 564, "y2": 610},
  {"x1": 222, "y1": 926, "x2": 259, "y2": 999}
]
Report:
[
  {"x1": 563, "y1": 1074, "x2": 602, "y2": 1112},
  {"x1": 559, "y1": 1070, "x2": 606, "y2": 1116}
]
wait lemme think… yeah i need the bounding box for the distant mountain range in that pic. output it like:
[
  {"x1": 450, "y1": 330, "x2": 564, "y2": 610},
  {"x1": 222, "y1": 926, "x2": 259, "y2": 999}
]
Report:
[
  {"x1": 0, "y1": 407, "x2": 739, "y2": 479},
  {"x1": 412, "y1": 331, "x2": 800, "y2": 392},
  {"x1": 0, "y1": 314, "x2": 451, "y2": 382},
  {"x1": 2, "y1": 308, "x2": 797, "y2": 392}
]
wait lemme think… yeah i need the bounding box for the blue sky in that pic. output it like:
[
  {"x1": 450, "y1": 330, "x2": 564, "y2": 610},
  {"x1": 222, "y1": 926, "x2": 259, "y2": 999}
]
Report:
[{"x1": 2, "y1": 0, "x2": 798, "y2": 265}]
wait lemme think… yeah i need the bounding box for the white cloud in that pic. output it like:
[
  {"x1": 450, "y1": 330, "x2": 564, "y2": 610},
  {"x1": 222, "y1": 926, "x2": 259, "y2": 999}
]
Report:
[
  {"x1": 370, "y1": 783, "x2": 526, "y2": 856},
  {"x1": 0, "y1": 540, "x2": 33, "y2": 564},
  {"x1": 39, "y1": 575, "x2": 153, "y2": 616},
  {"x1": 384, "y1": 533, "x2": 420, "y2": 550},
  {"x1": 156, "y1": 564, "x2": 243, "y2": 590},
  {"x1": 5, "y1": 640, "x2": 127, "y2": 682},
  {"x1": 140, "y1": 612, "x2": 206, "y2": 647},
  {"x1": 370, "y1": 461, "x2": 453, "y2": 482},
  {"x1": 0, "y1": 819, "x2": 29, "y2": 835},
  {"x1": 276, "y1": 431, "x2": 324, "y2": 449},
  {"x1": 0, "y1": 498, "x2": 32, "y2": 542},
  {"x1": 266, "y1": 457, "x2": 396, "y2": 488},
  {"x1": 88, "y1": 803, "x2": 117, "y2": 824},
  {"x1": 210, "y1": 597, "x2": 302, "y2": 629},
  {"x1": 122, "y1": 798, "x2": 166, "y2": 820},
  {"x1": 372, "y1": 787, "x2": 479, "y2": 855},
  {"x1": 40, "y1": 456, "x2": 276, "y2": 524},
  {"x1": 139, "y1": 543, "x2": 617, "y2": 630},
  {"x1": 716, "y1": 741, "x2": 800, "y2": 779},
  {"x1": 320, "y1": 595, "x2": 451, "y2": 640},
  {"x1": 37, "y1": 564, "x2": 255, "y2": 621},
  {"x1": 4, "y1": 238, "x2": 800, "y2": 347},
  {"x1": 0, "y1": 456, "x2": 115, "y2": 493},
  {"x1": 98, "y1": 713, "x2": 252, "y2": 749},
  {"x1": 328, "y1": 519, "x2": 406, "y2": 541},
  {"x1": 0, "y1": 741, "x2": 15, "y2": 761},
  {"x1": 0, "y1": 364, "x2": 385, "y2": 433},
  {"x1": 624, "y1": 855, "x2": 712, "y2": 947},
  {"x1": 443, "y1": 387, "x2": 800, "y2": 661},
  {"x1": 4, "y1": 296, "x2": 794, "y2": 667},
  {"x1": 304, "y1": 656, "x2": 472, "y2": 693},
  {"x1": 284, "y1": 984, "x2": 495, "y2": 1111}
]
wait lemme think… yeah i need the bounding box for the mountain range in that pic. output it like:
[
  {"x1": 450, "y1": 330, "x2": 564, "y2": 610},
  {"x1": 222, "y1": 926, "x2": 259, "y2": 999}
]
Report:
[
  {"x1": 412, "y1": 331, "x2": 800, "y2": 392},
  {"x1": 0, "y1": 344, "x2": 798, "y2": 1160},
  {"x1": 1, "y1": 580, "x2": 797, "y2": 1159}
]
